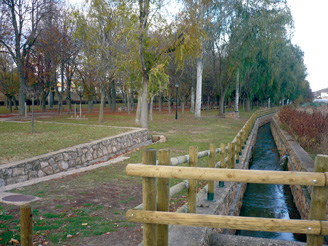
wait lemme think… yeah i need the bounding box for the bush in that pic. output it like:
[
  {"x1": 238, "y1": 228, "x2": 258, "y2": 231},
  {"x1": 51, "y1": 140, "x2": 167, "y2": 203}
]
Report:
[{"x1": 278, "y1": 106, "x2": 328, "y2": 153}]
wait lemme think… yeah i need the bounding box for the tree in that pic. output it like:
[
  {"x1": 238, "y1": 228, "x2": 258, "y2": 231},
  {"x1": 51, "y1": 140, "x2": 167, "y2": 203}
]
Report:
[
  {"x1": 0, "y1": 54, "x2": 19, "y2": 113},
  {"x1": 0, "y1": 0, "x2": 47, "y2": 115}
]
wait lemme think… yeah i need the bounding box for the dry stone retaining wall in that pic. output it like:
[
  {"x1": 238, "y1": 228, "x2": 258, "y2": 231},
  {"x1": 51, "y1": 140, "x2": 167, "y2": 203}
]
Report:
[{"x1": 0, "y1": 129, "x2": 150, "y2": 187}]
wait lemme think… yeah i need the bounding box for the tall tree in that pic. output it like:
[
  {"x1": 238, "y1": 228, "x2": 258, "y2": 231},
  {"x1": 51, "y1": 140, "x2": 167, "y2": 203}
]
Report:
[{"x1": 0, "y1": 0, "x2": 47, "y2": 115}]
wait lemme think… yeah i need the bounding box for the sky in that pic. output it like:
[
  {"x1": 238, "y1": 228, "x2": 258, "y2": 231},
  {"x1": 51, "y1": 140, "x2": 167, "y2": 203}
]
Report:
[
  {"x1": 68, "y1": 0, "x2": 328, "y2": 92},
  {"x1": 288, "y1": 0, "x2": 328, "y2": 92}
]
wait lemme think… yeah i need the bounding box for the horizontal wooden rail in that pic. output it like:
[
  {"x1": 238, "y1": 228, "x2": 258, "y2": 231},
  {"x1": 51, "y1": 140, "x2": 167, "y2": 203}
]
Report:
[
  {"x1": 126, "y1": 165, "x2": 326, "y2": 186},
  {"x1": 126, "y1": 210, "x2": 322, "y2": 235}
]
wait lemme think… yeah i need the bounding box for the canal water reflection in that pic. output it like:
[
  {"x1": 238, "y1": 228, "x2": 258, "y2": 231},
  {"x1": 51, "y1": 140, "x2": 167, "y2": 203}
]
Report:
[{"x1": 236, "y1": 123, "x2": 306, "y2": 242}]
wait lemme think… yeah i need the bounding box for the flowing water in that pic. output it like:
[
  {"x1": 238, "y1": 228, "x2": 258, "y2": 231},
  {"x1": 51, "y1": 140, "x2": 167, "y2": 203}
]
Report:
[{"x1": 236, "y1": 123, "x2": 306, "y2": 242}]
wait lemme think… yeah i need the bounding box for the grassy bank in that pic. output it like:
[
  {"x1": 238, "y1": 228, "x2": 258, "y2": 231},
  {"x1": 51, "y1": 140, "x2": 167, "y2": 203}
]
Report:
[{"x1": 0, "y1": 121, "x2": 132, "y2": 164}]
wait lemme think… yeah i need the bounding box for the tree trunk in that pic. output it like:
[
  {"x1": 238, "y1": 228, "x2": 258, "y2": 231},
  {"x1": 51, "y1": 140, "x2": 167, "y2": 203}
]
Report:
[
  {"x1": 159, "y1": 94, "x2": 162, "y2": 112},
  {"x1": 49, "y1": 89, "x2": 54, "y2": 109},
  {"x1": 135, "y1": 94, "x2": 142, "y2": 126},
  {"x1": 18, "y1": 62, "x2": 26, "y2": 116},
  {"x1": 123, "y1": 92, "x2": 128, "y2": 111},
  {"x1": 140, "y1": 80, "x2": 148, "y2": 128},
  {"x1": 58, "y1": 94, "x2": 63, "y2": 114},
  {"x1": 31, "y1": 97, "x2": 35, "y2": 134},
  {"x1": 181, "y1": 101, "x2": 185, "y2": 116},
  {"x1": 8, "y1": 97, "x2": 13, "y2": 113},
  {"x1": 235, "y1": 69, "x2": 239, "y2": 113},
  {"x1": 195, "y1": 57, "x2": 203, "y2": 118},
  {"x1": 246, "y1": 97, "x2": 251, "y2": 112},
  {"x1": 149, "y1": 95, "x2": 154, "y2": 121},
  {"x1": 88, "y1": 100, "x2": 93, "y2": 113},
  {"x1": 42, "y1": 94, "x2": 47, "y2": 112},
  {"x1": 127, "y1": 93, "x2": 131, "y2": 115},
  {"x1": 219, "y1": 96, "x2": 224, "y2": 116},
  {"x1": 111, "y1": 82, "x2": 116, "y2": 111},
  {"x1": 99, "y1": 88, "x2": 105, "y2": 123},
  {"x1": 107, "y1": 88, "x2": 112, "y2": 108},
  {"x1": 67, "y1": 79, "x2": 72, "y2": 111},
  {"x1": 168, "y1": 94, "x2": 171, "y2": 115},
  {"x1": 268, "y1": 98, "x2": 271, "y2": 108},
  {"x1": 190, "y1": 86, "x2": 195, "y2": 113}
]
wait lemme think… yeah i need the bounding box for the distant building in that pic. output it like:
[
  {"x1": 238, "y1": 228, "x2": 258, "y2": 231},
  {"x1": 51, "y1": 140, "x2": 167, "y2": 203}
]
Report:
[{"x1": 321, "y1": 92, "x2": 328, "y2": 99}]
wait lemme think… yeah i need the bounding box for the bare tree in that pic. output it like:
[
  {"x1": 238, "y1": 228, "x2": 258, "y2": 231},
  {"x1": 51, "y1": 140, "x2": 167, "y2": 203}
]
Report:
[{"x1": 0, "y1": 0, "x2": 47, "y2": 115}]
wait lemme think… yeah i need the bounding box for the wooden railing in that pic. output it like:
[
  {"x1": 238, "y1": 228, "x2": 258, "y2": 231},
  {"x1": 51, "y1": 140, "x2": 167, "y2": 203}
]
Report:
[{"x1": 126, "y1": 153, "x2": 328, "y2": 246}]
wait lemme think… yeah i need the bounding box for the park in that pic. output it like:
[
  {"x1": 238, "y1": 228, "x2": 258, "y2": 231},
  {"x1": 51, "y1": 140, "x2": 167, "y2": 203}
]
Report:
[{"x1": 1, "y1": 0, "x2": 328, "y2": 245}]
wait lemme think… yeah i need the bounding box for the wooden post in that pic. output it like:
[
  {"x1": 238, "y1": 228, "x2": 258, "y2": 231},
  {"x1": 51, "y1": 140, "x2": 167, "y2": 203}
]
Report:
[
  {"x1": 157, "y1": 149, "x2": 170, "y2": 246},
  {"x1": 231, "y1": 142, "x2": 236, "y2": 169},
  {"x1": 219, "y1": 143, "x2": 225, "y2": 187},
  {"x1": 207, "y1": 144, "x2": 216, "y2": 201},
  {"x1": 188, "y1": 146, "x2": 198, "y2": 213},
  {"x1": 227, "y1": 143, "x2": 232, "y2": 169},
  {"x1": 241, "y1": 130, "x2": 245, "y2": 150},
  {"x1": 307, "y1": 155, "x2": 328, "y2": 246},
  {"x1": 236, "y1": 134, "x2": 241, "y2": 163},
  {"x1": 142, "y1": 148, "x2": 157, "y2": 246},
  {"x1": 20, "y1": 204, "x2": 32, "y2": 246}
]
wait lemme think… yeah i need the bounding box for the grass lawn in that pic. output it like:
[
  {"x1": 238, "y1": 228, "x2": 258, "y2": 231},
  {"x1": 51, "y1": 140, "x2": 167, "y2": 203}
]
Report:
[
  {"x1": 0, "y1": 121, "x2": 132, "y2": 164},
  {"x1": 0, "y1": 107, "x2": 254, "y2": 245}
]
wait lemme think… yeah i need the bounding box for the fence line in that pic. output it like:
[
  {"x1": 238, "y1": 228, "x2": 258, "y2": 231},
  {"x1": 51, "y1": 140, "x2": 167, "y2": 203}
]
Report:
[{"x1": 128, "y1": 153, "x2": 328, "y2": 246}]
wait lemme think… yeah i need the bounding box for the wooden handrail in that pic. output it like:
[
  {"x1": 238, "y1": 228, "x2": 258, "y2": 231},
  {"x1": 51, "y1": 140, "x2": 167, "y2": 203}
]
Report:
[
  {"x1": 126, "y1": 165, "x2": 326, "y2": 187},
  {"x1": 126, "y1": 210, "x2": 322, "y2": 235}
]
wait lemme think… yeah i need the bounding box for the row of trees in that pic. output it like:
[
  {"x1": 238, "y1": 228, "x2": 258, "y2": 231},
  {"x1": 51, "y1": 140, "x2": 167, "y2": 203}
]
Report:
[{"x1": 0, "y1": 0, "x2": 310, "y2": 128}]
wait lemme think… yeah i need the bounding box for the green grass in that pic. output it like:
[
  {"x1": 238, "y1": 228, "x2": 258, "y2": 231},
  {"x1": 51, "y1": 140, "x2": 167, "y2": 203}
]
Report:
[
  {"x1": 0, "y1": 121, "x2": 131, "y2": 164},
  {"x1": 0, "y1": 107, "x2": 255, "y2": 244}
]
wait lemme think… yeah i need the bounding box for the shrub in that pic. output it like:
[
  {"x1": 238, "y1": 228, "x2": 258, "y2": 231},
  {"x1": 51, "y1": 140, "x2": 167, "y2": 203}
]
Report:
[{"x1": 278, "y1": 106, "x2": 328, "y2": 153}]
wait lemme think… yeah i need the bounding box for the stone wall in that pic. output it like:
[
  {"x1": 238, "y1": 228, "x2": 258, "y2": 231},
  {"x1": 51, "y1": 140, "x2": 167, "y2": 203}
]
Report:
[
  {"x1": 270, "y1": 115, "x2": 313, "y2": 219},
  {"x1": 0, "y1": 129, "x2": 150, "y2": 187}
]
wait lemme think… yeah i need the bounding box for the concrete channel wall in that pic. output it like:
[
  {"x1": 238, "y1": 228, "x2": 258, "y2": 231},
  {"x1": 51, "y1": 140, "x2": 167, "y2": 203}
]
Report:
[
  {"x1": 0, "y1": 128, "x2": 151, "y2": 187},
  {"x1": 270, "y1": 115, "x2": 314, "y2": 220}
]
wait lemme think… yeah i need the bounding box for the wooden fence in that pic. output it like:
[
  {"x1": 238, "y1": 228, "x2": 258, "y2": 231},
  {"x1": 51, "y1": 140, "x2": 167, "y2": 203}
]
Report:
[{"x1": 125, "y1": 107, "x2": 328, "y2": 246}]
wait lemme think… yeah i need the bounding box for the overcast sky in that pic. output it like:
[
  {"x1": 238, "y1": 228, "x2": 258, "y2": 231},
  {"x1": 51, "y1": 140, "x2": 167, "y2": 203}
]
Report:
[
  {"x1": 288, "y1": 0, "x2": 328, "y2": 92},
  {"x1": 68, "y1": 0, "x2": 328, "y2": 92}
]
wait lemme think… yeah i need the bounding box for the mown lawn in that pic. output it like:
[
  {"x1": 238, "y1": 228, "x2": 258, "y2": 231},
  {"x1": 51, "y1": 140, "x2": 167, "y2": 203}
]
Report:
[
  {"x1": 0, "y1": 107, "x2": 254, "y2": 245},
  {"x1": 0, "y1": 121, "x2": 132, "y2": 164}
]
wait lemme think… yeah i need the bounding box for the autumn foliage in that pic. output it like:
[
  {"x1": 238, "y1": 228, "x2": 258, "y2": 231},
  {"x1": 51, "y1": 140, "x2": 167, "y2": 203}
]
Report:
[{"x1": 278, "y1": 106, "x2": 328, "y2": 153}]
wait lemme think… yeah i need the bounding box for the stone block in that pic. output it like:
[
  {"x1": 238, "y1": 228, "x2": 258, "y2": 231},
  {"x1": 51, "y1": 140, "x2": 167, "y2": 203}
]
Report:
[
  {"x1": 38, "y1": 170, "x2": 45, "y2": 177},
  {"x1": 54, "y1": 154, "x2": 64, "y2": 162},
  {"x1": 52, "y1": 163, "x2": 60, "y2": 173},
  {"x1": 28, "y1": 171, "x2": 38, "y2": 179},
  {"x1": 4, "y1": 168, "x2": 13, "y2": 176},
  {"x1": 0, "y1": 178, "x2": 5, "y2": 186},
  {"x1": 69, "y1": 160, "x2": 76, "y2": 168},
  {"x1": 86, "y1": 151, "x2": 93, "y2": 161},
  {"x1": 59, "y1": 161, "x2": 69, "y2": 170},
  {"x1": 63, "y1": 153, "x2": 71, "y2": 161},
  {"x1": 6, "y1": 177, "x2": 15, "y2": 185},
  {"x1": 42, "y1": 165, "x2": 54, "y2": 175},
  {"x1": 12, "y1": 167, "x2": 25, "y2": 177},
  {"x1": 16, "y1": 175, "x2": 28, "y2": 183},
  {"x1": 40, "y1": 161, "x2": 49, "y2": 168}
]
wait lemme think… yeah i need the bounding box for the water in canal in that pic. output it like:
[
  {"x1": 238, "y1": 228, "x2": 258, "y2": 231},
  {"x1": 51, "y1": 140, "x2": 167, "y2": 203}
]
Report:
[{"x1": 236, "y1": 123, "x2": 306, "y2": 242}]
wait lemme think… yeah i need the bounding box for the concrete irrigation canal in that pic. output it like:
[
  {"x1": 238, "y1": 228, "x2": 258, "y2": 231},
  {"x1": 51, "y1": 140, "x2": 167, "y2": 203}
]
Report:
[{"x1": 236, "y1": 123, "x2": 306, "y2": 243}]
